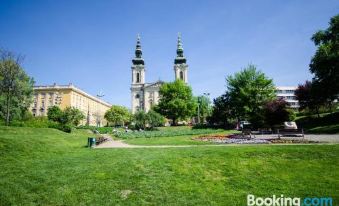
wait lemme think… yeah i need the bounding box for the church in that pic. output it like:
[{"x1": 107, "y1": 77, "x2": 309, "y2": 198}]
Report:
[{"x1": 130, "y1": 34, "x2": 189, "y2": 113}]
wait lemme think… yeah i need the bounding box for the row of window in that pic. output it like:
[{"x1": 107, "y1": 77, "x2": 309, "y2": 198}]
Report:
[{"x1": 276, "y1": 90, "x2": 295, "y2": 94}]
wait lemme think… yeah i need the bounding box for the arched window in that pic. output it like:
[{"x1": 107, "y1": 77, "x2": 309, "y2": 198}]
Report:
[
  {"x1": 180, "y1": 71, "x2": 184, "y2": 80},
  {"x1": 136, "y1": 72, "x2": 140, "y2": 83},
  {"x1": 135, "y1": 94, "x2": 140, "y2": 99}
]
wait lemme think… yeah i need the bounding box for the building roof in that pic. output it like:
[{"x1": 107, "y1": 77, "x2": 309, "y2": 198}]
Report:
[
  {"x1": 276, "y1": 86, "x2": 297, "y2": 90},
  {"x1": 33, "y1": 83, "x2": 112, "y2": 107}
]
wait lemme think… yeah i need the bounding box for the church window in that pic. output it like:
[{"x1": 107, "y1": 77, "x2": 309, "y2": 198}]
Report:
[
  {"x1": 136, "y1": 72, "x2": 140, "y2": 83},
  {"x1": 180, "y1": 71, "x2": 184, "y2": 80},
  {"x1": 135, "y1": 94, "x2": 140, "y2": 99}
]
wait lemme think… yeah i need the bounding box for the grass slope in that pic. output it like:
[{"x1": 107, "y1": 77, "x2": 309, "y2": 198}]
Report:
[
  {"x1": 123, "y1": 129, "x2": 237, "y2": 145},
  {"x1": 0, "y1": 127, "x2": 338, "y2": 205},
  {"x1": 296, "y1": 112, "x2": 339, "y2": 134}
]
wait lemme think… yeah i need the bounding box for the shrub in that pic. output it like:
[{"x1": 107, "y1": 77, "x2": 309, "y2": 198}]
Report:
[
  {"x1": 57, "y1": 123, "x2": 73, "y2": 133},
  {"x1": 47, "y1": 106, "x2": 63, "y2": 122},
  {"x1": 147, "y1": 110, "x2": 165, "y2": 128}
]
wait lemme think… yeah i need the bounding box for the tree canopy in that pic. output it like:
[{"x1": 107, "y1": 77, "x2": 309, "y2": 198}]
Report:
[
  {"x1": 226, "y1": 64, "x2": 276, "y2": 127},
  {"x1": 195, "y1": 94, "x2": 212, "y2": 123},
  {"x1": 263, "y1": 98, "x2": 294, "y2": 128},
  {"x1": 294, "y1": 81, "x2": 325, "y2": 116},
  {"x1": 104, "y1": 105, "x2": 131, "y2": 126},
  {"x1": 47, "y1": 106, "x2": 85, "y2": 126},
  {"x1": 155, "y1": 80, "x2": 196, "y2": 125},
  {"x1": 0, "y1": 50, "x2": 34, "y2": 125},
  {"x1": 208, "y1": 93, "x2": 233, "y2": 127},
  {"x1": 309, "y1": 14, "x2": 339, "y2": 102}
]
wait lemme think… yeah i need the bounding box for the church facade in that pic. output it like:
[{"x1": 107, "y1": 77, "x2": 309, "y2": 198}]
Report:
[{"x1": 131, "y1": 34, "x2": 189, "y2": 114}]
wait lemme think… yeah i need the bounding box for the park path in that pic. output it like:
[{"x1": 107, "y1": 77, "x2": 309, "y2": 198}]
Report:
[
  {"x1": 95, "y1": 140, "x2": 202, "y2": 148},
  {"x1": 94, "y1": 134, "x2": 339, "y2": 149}
]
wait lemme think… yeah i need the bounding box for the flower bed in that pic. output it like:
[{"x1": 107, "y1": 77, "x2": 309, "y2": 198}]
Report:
[{"x1": 194, "y1": 134, "x2": 319, "y2": 144}]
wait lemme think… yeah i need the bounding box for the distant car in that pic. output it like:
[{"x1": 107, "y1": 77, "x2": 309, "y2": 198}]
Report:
[{"x1": 238, "y1": 121, "x2": 251, "y2": 130}]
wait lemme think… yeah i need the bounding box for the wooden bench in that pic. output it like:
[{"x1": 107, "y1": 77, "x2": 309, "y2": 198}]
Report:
[
  {"x1": 96, "y1": 137, "x2": 107, "y2": 145},
  {"x1": 277, "y1": 129, "x2": 304, "y2": 140},
  {"x1": 242, "y1": 128, "x2": 255, "y2": 139}
]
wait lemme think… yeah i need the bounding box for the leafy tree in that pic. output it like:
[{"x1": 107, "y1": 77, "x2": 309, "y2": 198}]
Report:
[
  {"x1": 61, "y1": 107, "x2": 85, "y2": 126},
  {"x1": 133, "y1": 110, "x2": 165, "y2": 130},
  {"x1": 104, "y1": 105, "x2": 131, "y2": 126},
  {"x1": 133, "y1": 110, "x2": 148, "y2": 130},
  {"x1": 0, "y1": 50, "x2": 34, "y2": 125},
  {"x1": 309, "y1": 14, "x2": 339, "y2": 102},
  {"x1": 226, "y1": 64, "x2": 276, "y2": 127},
  {"x1": 294, "y1": 81, "x2": 324, "y2": 117},
  {"x1": 47, "y1": 106, "x2": 63, "y2": 122},
  {"x1": 208, "y1": 93, "x2": 233, "y2": 127},
  {"x1": 196, "y1": 95, "x2": 212, "y2": 123},
  {"x1": 147, "y1": 110, "x2": 165, "y2": 128},
  {"x1": 263, "y1": 98, "x2": 294, "y2": 128},
  {"x1": 155, "y1": 80, "x2": 197, "y2": 125}
]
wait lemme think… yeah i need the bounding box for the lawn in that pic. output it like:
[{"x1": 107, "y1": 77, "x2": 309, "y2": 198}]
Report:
[
  {"x1": 296, "y1": 111, "x2": 339, "y2": 134},
  {"x1": 122, "y1": 128, "x2": 237, "y2": 145},
  {"x1": 0, "y1": 126, "x2": 338, "y2": 205},
  {"x1": 113, "y1": 126, "x2": 230, "y2": 139},
  {"x1": 114, "y1": 126, "x2": 238, "y2": 145}
]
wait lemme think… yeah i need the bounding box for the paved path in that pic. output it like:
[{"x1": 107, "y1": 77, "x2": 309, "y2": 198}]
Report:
[
  {"x1": 254, "y1": 134, "x2": 339, "y2": 143},
  {"x1": 95, "y1": 134, "x2": 339, "y2": 149}
]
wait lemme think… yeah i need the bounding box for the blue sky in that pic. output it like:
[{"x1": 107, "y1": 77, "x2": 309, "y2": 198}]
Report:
[{"x1": 0, "y1": 0, "x2": 338, "y2": 107}]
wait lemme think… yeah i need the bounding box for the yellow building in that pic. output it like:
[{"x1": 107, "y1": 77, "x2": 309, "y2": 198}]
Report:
[{"x1": 30, "y1": 83, "x2": 112, "y2": 126}]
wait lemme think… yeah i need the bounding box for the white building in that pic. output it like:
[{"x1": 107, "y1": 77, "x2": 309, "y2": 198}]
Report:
[
  {"x1": 130, "y1": 34, "x2": 189, "y2": 114},
  {"x1": 276, "y1": 86, "x2": 299, "y2": 109}
]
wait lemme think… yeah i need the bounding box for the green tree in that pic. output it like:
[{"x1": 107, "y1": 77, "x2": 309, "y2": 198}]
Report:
[
  {"x1": 196, "y1": 94, "x2": 212, "y2": 123},
  {"x1": 133, "y1": 110, "x2": 148, "y2": 130},
  {"x1": 147, "y1": 110, "x2": 165, "y2": 128},
  {"x1": 61, "y1": 107, "x2": 85, "y2": 126},
  {"x1": 133, "y1": 110, "x2": 165, "y2": 130},
  {"x1": 47, "y1": 106, "x2": 63, "y2": 122},
  {"x1": 0, "y1": 50, "x2": 34, "y2": 125},
  {"x1": 155, "y1": 80, "x2": 197, "y2": 125},
  {"x1": 208, "y1": 93, "x2": 233, "y2": 127},
  {"x1": 309, "y1": 14, "x2": 339, "y2": 103},
  {"x1": 104, "y1": 105, "x2": 131, "y2": 126},
  {"x1": 226, "y1": 64, "x2": 276, "y2": 127}
]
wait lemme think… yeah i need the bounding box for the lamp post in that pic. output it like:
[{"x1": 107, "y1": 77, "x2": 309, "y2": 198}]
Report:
[
  {"x1": 197, "y1": 96, "x2": 201, "y2": 124},
  {"x1": 96, "y1": 91, "x2": 105, "y2": 127}
]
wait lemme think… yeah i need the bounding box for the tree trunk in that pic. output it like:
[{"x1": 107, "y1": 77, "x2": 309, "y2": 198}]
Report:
[
  {"x1": 5, "y1": 93, "x2": 11, "y2": 126},
  {"x1": 172, "y1": 118, "x2": 176, "y2": 126},
  {"x1": 316, "y1": 107, "x2": 320, "y2": 118}
]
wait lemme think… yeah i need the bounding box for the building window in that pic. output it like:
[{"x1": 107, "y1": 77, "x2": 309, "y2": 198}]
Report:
[
  {"x1": 136, "y1": 72, "x2": 140, "y2": 83},
  {"x1": 180, "y1": 71, "x2": 184, "y2": 80},
  {"x1": 135, "y1": 94, "x2": 140, "y2": 99}
]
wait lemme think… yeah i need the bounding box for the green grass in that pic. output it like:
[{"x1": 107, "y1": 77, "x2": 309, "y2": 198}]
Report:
[
  {"x1": 123, "y1": 129, "x2": 237, "y2": 145},
  {"x1": 114, "y1": 126, "x2": 233, "y2": 139},
  {"x1": 296, "y1": 112, "x2": 339, "y2": 134},
  {"x1": 0, "y1": 126, "x2": 338, "y2": 205}
]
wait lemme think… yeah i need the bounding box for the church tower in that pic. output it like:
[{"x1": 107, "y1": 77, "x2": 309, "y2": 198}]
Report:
[
  {"x1": 132, "y1": 34, "x2": 145, "y2": 84},
  {"x1": 131, "y1": 34, "x2": 145, "y2": 113},
  {"x1": 174, "y1": 33, "x2": 188, "y2": 83}
]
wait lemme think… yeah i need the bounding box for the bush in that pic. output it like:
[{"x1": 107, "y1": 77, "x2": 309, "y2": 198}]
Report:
[
  {"x1": 10, "y1": 117, "x2": 50, "y2": 128},
  {"x1": 47, "y1": 106, "x2": 63, "y2": 122},
  {"x1": 57, "y1": 123, "x2": 73, "y2": 133}
]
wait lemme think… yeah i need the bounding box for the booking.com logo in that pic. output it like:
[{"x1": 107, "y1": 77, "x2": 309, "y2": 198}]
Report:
[{"x1": 247, "y1": 194, "x2": 333, "y2": 206}]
